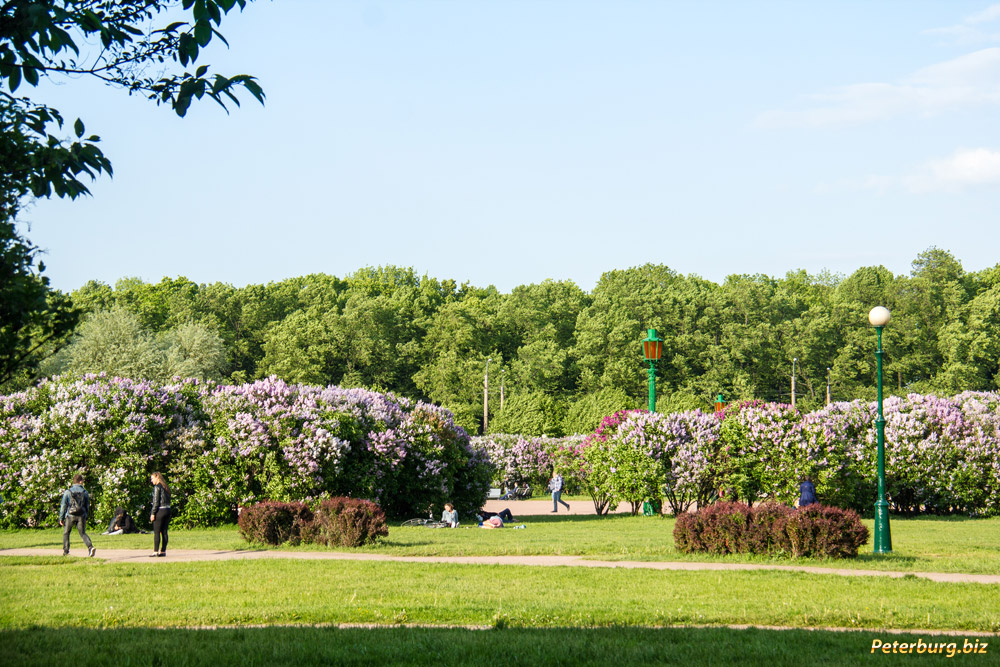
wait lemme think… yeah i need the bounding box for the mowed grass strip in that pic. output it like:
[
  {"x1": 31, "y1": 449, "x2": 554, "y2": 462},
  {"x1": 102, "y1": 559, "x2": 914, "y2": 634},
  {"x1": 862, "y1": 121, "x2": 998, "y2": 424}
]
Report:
[
  {"x1": 3, "y1": 515, "x2": 999, "y2": 574},
  {"x1": 1, "y1": 558, "x2": 997, "y2": 632},
  {"x1": 1, "y1": 626, "x2": 989, "y2": 667}
]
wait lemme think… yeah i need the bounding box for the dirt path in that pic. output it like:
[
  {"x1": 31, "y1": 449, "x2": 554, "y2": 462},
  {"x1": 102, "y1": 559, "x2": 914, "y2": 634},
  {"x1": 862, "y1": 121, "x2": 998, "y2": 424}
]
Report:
[{"x1": 5, "y1": 547, "x2": 999, "y2": 585}]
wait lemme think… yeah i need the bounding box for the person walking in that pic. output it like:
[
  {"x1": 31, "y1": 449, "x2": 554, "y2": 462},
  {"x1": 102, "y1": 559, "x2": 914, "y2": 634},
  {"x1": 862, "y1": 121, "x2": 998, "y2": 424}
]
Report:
[
  {"x1": 59, "y1": 473, "x2": 96, "y2": 557},
  {"x1": 149, "y1": 472, "x2": 172, "y2": 557},
  {"x1": 548, "y1": 469, "x2": 570, "y2": 513}
]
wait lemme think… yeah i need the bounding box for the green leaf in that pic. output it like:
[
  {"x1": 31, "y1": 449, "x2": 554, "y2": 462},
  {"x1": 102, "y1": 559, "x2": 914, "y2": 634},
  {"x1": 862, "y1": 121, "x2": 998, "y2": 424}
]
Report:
[
  {"x1": 207, "y1": 1, "x2": 222, "y2": 24},
  {"x1": 8, "y1": 66, "x2": 20, "y2": 92},
  {"x1": 194, "y1": 20, "x2": 212, "y2": 47},
  {"x1": 74, "y1": 118, "x2": 84, "y2": 138}
]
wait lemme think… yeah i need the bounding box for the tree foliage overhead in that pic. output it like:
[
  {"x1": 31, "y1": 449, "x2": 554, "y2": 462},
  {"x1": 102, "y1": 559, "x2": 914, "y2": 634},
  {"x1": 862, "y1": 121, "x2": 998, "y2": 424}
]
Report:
[
  {"x1": 46, "y1": 249, "x2": 1000, "y2": 436},
  {"x1": 0, "y1": 0, "x2": 263, "y2": 386}
]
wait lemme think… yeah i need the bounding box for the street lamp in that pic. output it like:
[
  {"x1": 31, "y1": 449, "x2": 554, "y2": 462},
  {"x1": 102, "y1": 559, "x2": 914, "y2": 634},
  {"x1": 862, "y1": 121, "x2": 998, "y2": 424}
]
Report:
[
  {"x1": 642, "y1": 328, "x2": 663, "y2": 413},
  {"x1": 791, "y1": 357, "x2": 797, "y2": 409},
  {"x1": 483, "y1": 357, "x2": 491, "y2": 433},
  {"x1": 869, "y1": 306, "x2": 892, "y2": 554}
]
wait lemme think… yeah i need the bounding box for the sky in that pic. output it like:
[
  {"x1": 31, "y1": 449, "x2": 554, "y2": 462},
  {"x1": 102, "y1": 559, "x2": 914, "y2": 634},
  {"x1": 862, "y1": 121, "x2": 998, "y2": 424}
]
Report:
[{"x1": 20, "y1": 1, "x2": 1000, "y2": 293}]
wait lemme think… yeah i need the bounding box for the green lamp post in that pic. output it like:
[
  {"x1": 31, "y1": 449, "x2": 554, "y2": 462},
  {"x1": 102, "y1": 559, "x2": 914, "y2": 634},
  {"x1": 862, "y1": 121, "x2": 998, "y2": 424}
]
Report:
[
  {"x1": 642, "y1": 328, "x2": 663, "y2": 413},
  {"x1": 869, "y1": 306, "x2": 892, "y2": 554}
]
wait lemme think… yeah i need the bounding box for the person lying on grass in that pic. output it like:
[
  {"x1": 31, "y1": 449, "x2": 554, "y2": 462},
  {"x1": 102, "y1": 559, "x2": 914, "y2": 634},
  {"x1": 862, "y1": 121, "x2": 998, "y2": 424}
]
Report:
[{"x1": 476, "y1": 508, "x2": 513, "y2": 523}]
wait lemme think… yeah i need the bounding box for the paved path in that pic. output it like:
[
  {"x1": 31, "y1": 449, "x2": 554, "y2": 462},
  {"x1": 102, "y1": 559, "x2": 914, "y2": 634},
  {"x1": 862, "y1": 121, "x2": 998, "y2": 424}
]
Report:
[
  {"x1": 482, "y1": 498, "x2": 632, "y2": 515},
  {"x1": 4, "y1": 547, "x2": 998, "y2": 585}
]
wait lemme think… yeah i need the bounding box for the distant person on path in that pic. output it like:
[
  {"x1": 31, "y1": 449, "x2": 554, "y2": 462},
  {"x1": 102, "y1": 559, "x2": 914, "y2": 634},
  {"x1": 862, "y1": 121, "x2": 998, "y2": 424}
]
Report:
[
  {"x1": 59, "y1": 473, "x2": 95, "y2": 557},
  {"x1": 798, "y1": 477, "x2": 818, "y2": 507},
  {"x1": 441, "y1": 502, "x2": 459, "y2": 528},
  {"x1": 149, "y1": 472, "x2": 172, "y2": 557},
  {"x1": 549, "y1": 470, "x2": 569, "y2": 513}
]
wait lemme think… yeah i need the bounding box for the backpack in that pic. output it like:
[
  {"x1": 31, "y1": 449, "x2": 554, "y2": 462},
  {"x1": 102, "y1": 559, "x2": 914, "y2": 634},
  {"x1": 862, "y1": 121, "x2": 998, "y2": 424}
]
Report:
[{"x1": 67, "y1": 489, "x2": 86, "y2": 516}]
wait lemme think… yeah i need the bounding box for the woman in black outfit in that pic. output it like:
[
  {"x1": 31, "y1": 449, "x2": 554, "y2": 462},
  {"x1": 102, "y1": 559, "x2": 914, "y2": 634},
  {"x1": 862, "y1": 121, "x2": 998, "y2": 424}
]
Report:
[{"x1": 149, "y1": 471, "x2": 171, "y2": 557}]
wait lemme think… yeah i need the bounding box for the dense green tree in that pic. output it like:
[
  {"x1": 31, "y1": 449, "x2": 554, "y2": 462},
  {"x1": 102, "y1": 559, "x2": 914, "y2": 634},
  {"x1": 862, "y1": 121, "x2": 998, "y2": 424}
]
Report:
[
  {"x1": 488, "y1": 391, "x2": 566, "y2": 437},
  {"x1": 499, "y1": 280, "x2": 589, "y2": 396},
  {"x1": 29, "y1": 249, "x2": 999, "y2": 427},
  {"x1": 162, "y1": 321, "x2": 227, "y2": 381},
  {"x1": 64, "y1": 308, "x2": 165, "y2": 380},
  {"x1": 413, "y1": 290, "x2": 507, "y2": 432},
  {"x1": 564, "y1": 387, "x2": 637, "y2": 435}
]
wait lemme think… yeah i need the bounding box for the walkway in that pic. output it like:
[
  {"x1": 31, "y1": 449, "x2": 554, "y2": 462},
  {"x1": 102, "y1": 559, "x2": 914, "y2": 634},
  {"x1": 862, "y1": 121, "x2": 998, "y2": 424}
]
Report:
[{"x1": 4, "y1": 547, "x2": 998, "y2": 585}]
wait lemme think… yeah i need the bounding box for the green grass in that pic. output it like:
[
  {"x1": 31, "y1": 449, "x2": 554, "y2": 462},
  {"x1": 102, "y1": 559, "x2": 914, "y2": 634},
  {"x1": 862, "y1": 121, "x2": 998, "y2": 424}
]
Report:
[
  {"x1": 2, "y1": 626, "x2": 991, "y2": 666},
  {"x1": 4, "y1": 514, "x2": 999, "y2": 574},
  {"x1": 2, "y1": 557, "x2": 998, "y2": 632}
]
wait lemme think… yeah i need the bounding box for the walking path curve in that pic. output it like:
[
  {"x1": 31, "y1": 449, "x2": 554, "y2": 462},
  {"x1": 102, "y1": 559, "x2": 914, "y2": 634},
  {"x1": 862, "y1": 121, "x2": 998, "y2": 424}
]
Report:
[{"x1": 4, "y1": 547, "x2": 999, "y2": 585}]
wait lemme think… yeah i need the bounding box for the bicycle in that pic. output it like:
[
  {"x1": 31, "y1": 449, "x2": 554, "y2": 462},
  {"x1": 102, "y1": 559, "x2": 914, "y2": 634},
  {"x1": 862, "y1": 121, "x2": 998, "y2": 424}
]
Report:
[{"x1": 399, "y1": 518, "x2": 450, "y2": 528}]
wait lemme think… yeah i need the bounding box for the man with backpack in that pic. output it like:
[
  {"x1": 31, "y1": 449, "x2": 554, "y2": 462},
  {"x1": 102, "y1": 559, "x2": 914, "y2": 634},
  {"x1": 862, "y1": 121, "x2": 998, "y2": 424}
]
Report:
[{"x1": 59, "y1": 473, "x2": 96, "y2": 557}]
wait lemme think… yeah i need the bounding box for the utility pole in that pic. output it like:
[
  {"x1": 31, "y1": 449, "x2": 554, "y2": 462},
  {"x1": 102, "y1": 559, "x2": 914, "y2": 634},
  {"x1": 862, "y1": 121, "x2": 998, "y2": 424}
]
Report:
[
  {"x1": 500, "y1": 368, "x2": 505, "y2": 413},
  {"x1": 483, "y1": 358, "x2": 490, "y2": 433},
  {"x1": 791, "y1": 357, "x2": 797, "y2": 409},
  {"x1": 826, "y1": 367, "x2": 832, "y2": 406}
]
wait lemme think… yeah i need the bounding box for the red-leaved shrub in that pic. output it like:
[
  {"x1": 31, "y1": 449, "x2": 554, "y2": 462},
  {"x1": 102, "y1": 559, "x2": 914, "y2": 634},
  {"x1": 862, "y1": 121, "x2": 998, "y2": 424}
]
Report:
[
  {"x1": 305, "y1": 497, "x2": 388, "y2": 548},
  {"x1": 697, "y1": 501, "x2": 753, "y2": 555},
  {"x1": 673, "y1": 511, "x2": 701, "y2": 553},
  {"x1": 746, "y1": 501, "x2": 794, "y2": 555},
  {"x1": 238, "y1": 501, "x2": 313, "y2": 546},
  {"x1": 783, "y1": 505, "x2": 869, "y2": 558},
  {"x1": 673, "y1": 501, "x2": 868, "y2": 559}
]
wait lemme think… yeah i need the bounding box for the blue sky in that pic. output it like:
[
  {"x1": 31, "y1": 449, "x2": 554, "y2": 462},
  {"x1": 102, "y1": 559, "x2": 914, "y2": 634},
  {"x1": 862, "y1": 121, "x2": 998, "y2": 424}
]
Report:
[{"x1": 22, "y1": 1, "x2": 1000, "y2": 292}]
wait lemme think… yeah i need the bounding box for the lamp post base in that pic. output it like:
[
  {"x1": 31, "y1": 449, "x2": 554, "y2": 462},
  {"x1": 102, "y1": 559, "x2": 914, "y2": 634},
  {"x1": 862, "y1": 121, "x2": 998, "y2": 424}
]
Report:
[{"x1": 873, "y1": 499, "x2": 892, "y2": 554}]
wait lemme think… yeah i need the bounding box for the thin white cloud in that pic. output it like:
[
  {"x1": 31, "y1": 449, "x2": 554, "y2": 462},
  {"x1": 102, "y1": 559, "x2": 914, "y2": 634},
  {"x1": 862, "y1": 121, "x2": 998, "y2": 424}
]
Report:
[
  {"x1": 757, "y1": 48, "x2": 1000, "y2": 128},
  {"x1": 908, "y1": 148, "x2": 1000, "y2": 192},
  {"x1": 966, "y1": 4, "x2": 1000, "y2": 25},
  {"x1": 923, "y1": 4, "x2": 1000, "y2": 44},
  {"x1": 843, "y1": 148, "x2": 1000, "y2": 194}
]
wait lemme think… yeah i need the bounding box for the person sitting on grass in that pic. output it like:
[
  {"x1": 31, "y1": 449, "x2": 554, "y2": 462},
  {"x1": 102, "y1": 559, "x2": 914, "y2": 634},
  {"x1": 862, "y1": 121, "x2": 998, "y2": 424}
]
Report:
[
  {"x1": 102, "y1": 507, "x2": 141, "y2": 535},
  {"x1": 441, "y1": 503, "x2": 459, "y2": 528}
]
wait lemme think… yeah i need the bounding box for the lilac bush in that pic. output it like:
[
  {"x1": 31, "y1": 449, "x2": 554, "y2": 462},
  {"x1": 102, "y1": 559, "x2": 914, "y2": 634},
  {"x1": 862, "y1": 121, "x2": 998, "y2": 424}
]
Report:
[
  {"x1": 471, "y1": 433, "x2": 555, "y2": 488},
  {"x1": 0, "y1": 375, "x2": 491, "y2": 527},
  {"x1": 716, "y1": 401, "x2": 803, "y2": 505}
]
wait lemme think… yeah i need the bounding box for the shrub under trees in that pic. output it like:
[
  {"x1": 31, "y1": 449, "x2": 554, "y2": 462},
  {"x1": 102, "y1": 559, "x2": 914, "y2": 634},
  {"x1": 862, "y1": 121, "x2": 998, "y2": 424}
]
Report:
[
  {"x1": 674, "y1": 501, "x2": 869, "y2": 559},
  {"x1": 237, "y1": 498, "x2": 387, "y2": 548}
]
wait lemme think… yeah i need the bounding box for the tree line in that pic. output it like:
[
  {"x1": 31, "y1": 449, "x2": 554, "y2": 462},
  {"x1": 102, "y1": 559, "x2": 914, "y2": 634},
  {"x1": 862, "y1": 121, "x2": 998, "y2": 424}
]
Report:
[{"x1": 11, "y1": 247, "x2": 995, "y2": 435}]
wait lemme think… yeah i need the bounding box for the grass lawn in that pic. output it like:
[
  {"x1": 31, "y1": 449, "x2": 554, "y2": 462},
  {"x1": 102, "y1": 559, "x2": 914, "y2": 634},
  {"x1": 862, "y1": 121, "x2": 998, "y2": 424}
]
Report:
[
  {"x1": 3, "y1": 516, "x2": 998, "y2": 664},
  {"x1": 3, "y1": 514, "x2": 999, "y2": 574},
  {"x1": 2, "y1": 626, "x2": 990, "y2": 666},
  {"x1": 2, "y1": 557, "x2": 998, "y2": 632}
]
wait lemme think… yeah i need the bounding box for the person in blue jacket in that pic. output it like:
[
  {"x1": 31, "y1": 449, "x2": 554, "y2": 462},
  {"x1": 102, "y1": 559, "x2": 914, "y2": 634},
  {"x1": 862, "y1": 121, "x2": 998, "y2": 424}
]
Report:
[
  {"x1": 59, "y1": 473, "x2": 96, "y2": 557},
  {"x1": 798, "y1": 477, "x2": 819, "y2": 507}
]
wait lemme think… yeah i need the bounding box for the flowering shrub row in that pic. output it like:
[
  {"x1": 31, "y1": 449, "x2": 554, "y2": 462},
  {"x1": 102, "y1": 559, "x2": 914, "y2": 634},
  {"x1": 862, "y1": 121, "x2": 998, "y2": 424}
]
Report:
[
  {"x1": 237, "y1": 498, "x2": 387, "y2": 548},
  {"x1": 0, "y1": 375, "x2": 493, "y2": 528},
  {"x1": 479, "y1": 392, "x2": 1000, "y2": 517},
  {"x1": 673, "y1": 501, "x2": 869, "y2": 559}
]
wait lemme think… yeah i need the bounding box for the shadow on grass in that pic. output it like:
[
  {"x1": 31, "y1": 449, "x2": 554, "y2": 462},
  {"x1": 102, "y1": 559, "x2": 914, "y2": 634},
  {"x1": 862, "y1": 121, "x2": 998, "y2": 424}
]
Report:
[
  {"x1": 0, "y1": 623, "x2": 972, "y2": 667},
  {"x1": 852, "y1": 553, "x2": 918, "y2": 568},
  {"x1": 0, "y1": 625, "x2": 967, "y2": 667}
]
